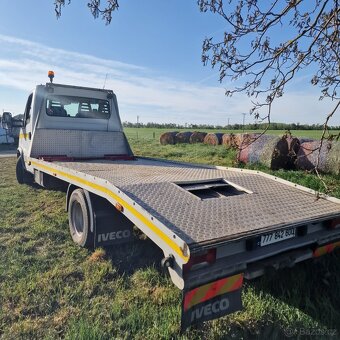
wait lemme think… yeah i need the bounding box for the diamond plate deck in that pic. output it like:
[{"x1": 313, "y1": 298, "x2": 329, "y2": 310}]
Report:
[{"x1": 55, "y1": 158, "x2": 340, "y2": 247}]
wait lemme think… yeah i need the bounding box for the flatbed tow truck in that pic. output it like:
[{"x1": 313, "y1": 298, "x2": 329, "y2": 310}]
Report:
[{"x1": 16, "y1": 72, "x2": 340, "y2": 329}]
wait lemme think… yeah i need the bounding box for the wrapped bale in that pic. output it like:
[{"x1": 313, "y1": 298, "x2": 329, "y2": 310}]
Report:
[
  {"x1": 203, "y1": 133, "x2": 224, "y2": 146},
  {"x1": 159, "y1": 131, "x2": 178, "y2": 145},
  {"x1": 237, "y1": 134, "x2": 289, "y2": 170},
  {"x1": 296, "y1": 140, "x2": 340, "y2": 175},
  {"x1": 175, "y1": 131, "x2": 193, "y2": 144},
  {"x1": 189, "y1": 131, "x2": 207, "y2": 144}
]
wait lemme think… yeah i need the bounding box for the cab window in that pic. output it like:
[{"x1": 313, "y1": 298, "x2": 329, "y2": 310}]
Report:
[
  {"x1": 46, "y1": 95, "x2": 110, "y2": 119},
  {"x1": 24, "y1": 93, "x2": 33, "y2": 125}
]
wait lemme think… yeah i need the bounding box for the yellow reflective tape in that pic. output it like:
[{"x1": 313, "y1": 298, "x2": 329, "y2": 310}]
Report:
[
  {"x1": 19, "y1": 133, "x2": 29, "y2": 139},
  {"x1": 218, "y1": 274, "x2": 243, "y2": 295},
  {"x1": 30, "y1": 160, "x2": 189, "y2": 262},
  {"x1": 184, "y1": 273, "x2": 243, "y2": 311},
  {"x1": 186, "y1": 280, "x2": 215, "y2": 311}
]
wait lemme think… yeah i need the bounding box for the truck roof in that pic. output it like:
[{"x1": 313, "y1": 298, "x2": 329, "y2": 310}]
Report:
[{"x1": 42, "y1": 82, "x2": 114, "y2": 94}]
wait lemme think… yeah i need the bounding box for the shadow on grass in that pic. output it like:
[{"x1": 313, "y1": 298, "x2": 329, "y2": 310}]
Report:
[
  {"x1": 250, "y1": 250, "x2": 340, "y2": 332},
  {"x1": 104, "y1": 237, "x2": 164, "y2": 276}
]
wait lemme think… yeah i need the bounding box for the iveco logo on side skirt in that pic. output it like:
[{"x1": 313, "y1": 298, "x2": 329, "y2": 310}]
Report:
[
  {"x1": 98, "y1": 230, "x2": 131, "y2": 242},
  {"x1": 190, "y1": 298, "x2": 230, "y2": 322}
]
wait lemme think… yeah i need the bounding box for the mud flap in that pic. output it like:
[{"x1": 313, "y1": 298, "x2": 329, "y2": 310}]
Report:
[
  {"x1": 181, "y1": 273, "x2": 243, "y2": 330},
  {"x1": 92, "y1": 195, "x2": 135, "y2": 247}
]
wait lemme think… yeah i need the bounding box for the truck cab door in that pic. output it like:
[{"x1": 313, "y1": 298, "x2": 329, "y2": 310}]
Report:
[{"x1": 19, "y1": 93, "x2": 33, "y2": 157}]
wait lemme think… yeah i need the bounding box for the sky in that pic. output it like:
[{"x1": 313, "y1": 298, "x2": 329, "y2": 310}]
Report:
[{"x1": 0, "y1": 0, "x2": 338, "y2": 126}]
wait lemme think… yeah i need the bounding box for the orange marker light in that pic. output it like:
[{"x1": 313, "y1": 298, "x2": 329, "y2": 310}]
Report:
[
  {"x1": 115, "y1": 203, "x2": 124, "y2": 213},
  {"x1": 48, "y1": 70, "x2": 55, "y2": 83}
]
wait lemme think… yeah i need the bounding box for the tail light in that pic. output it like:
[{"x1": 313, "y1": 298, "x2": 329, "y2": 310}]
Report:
[{"x1": 183, "y1": 248, "x2": 216, "y2": 275}]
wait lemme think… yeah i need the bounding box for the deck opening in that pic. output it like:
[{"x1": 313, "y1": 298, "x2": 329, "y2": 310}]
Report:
[{"x1": 176, "y1": 179, "x2": 248, "y2": 200}]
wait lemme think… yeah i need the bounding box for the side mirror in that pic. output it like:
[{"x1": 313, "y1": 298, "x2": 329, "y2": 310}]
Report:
[{"x1": 12, "y1": 114, "x2": 24, "y2": 128}]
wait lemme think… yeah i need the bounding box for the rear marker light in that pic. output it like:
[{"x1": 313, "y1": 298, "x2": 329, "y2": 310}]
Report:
[
  {"x1": 330, "y1": 218, "x2": 340, "y2": 229},
  {"x1": 183, "y1": 248, "x2": 216, "y2": 274}
]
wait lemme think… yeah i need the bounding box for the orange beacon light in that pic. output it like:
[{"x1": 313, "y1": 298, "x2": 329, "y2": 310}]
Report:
[{"x1": 48, "y1": 70, "x2": 55, "y2": 83}]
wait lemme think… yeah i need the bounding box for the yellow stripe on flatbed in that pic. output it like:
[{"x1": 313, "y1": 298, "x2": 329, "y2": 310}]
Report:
[{"x1": 30, "y1": 159, "x2": 189, "y2": 262}]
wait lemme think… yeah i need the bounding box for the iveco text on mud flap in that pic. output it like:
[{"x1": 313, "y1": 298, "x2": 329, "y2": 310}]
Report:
[
  {"x1": 15, "y1": 72, "x2": 340, "y2": 330},
  {"x1": 181, "y1": 273, "x2": 243, "y2": 329}
]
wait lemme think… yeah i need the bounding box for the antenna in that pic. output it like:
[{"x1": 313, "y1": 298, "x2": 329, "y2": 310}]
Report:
[{"x1": 103, "y1": 73, "x2": 108, "y2": 89}]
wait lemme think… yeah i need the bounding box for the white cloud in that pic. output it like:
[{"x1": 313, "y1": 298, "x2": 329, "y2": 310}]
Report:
[{"x1": 0, "y1": 33, "x2": 338, "y2": 126}]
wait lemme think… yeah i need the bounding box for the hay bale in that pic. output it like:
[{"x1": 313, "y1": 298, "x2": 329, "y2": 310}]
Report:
[
  {"x1": 237, "y1": 134, "x2": 289, "y2": 170},
  {"x1": 233, "y1": 133, "x2": 261, "y2": 148},
  {"x1": 189, "y1": 131, "x2": 207, "y2": 144},
  {"x1": 222, "y1": 133, "x2": 238, "y2": 149},
  {"x1": 296, "y1": 140, "x2": 340, "y2": 174},
  {"x1": 159, "y1": 131, "x2": 178, "y2": 145},
  {"x1": 239, "y1": 133, "x2": 262, "y2": 148},
  {"x1": 233, "y1": 134, "x2": 244, "y2": 148},
  {"x1": 175, "y1": 131, "x2": 193, "y2": 144},
  {"x1": 204, "y1": 133, "x2": 224, "y2": 146}
]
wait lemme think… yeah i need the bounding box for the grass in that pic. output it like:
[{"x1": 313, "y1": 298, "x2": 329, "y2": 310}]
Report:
[
  {"x1": 124, "y1": 127, "x2": 340, "y2": 141},
  {"x1": 1, "y1": 128, "x2": 340, "y2": 339}
]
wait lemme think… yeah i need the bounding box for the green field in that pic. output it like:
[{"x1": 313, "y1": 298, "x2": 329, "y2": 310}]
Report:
[
  {"x1": 0, "y1": 130, "x2": 340, "y2": 339},
  {"x1": 124, "y1": 127, "x2": 340, "y2": 141}
]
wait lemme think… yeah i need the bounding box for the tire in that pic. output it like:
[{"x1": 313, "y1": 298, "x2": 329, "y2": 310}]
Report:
[
  {"x1": 68, "y1": 189, "x2": 93, "y2": 248},
  {"x1": 16, "y1": 155, "x2": 33, "y2": 185}
]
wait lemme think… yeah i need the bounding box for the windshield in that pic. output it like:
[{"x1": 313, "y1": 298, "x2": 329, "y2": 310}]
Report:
[{"x1": 46, "y1": 95, "x2": 110, "y2": 119}]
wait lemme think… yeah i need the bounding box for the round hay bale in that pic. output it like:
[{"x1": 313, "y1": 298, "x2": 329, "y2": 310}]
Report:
[
  {"x1": 189, "y1": 131, "x2": 207, "y2": 144},
  {"x1": 159, "y1": 131, "x2": 178, "y2": 145},
  {"x1": 296, "y1": 140, "x2": 340, "y2": 174},
  {"x1": 203, "y1": 133, "x2": 224, "y2": 146},
  {"x1": 222, "y1": 133, "x2": 238, "y2": 149},
  {"x1": 233, "y1": 133, "x2": 260, "y2": 148},
  {"x1": 237, "y1": 134, "x2": 289, "y2": 170},
  {"x1": 239, "y1": 133, "x2": 262, "y2": 149},
  {"x1": 327, "y1": 141, "x2": 340, "y2": 175},
  {"x1": 233, "y1": 134, "x2": 244, "y2": 148},
  {"x1": 175, "y1": 131, "x2": 193, "y2": 144}
]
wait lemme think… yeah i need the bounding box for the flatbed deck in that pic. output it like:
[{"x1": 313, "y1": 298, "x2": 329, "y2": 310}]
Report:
[{"x1": 48, "y1": 157, "x2": 340, "y2": 249}]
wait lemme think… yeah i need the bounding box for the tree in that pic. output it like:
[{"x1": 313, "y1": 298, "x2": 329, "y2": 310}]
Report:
[
  {"x1": 54, "y1": 0, "x2": 339, "y2": 138},
  {"x1": 54, "y1": 0, "x2": 119, "y2": 23},
  {"x1": 198, "y1": 0, "x2": 339, "y2": 140}
]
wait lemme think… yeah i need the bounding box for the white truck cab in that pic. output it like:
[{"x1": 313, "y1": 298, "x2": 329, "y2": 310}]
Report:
[{"x1": 18, "y1": 78, "x2": 132, "y2": 182}]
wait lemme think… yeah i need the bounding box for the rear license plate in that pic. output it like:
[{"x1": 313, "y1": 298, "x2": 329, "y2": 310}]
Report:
[{"x1": 260, "y1": 228, "x2": 296, "y2": 247}]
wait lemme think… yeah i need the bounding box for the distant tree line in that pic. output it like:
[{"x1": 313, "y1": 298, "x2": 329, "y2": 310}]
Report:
[{"x1": 122, "y1": 121, "x2": 340, "y2": 131}]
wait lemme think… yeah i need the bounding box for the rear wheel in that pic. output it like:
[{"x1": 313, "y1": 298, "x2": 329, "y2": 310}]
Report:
[
  {"x1": 68, "y1": 189, "x2": 93, "y2": 247},
  {"x1": 16, "y1": 155, "x2": 33, "y2": 185}
]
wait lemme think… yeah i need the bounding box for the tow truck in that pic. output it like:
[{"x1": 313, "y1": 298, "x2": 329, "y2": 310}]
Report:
[{"x1": 16, "y1": 72, "x2": 340, "y2": 329}]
